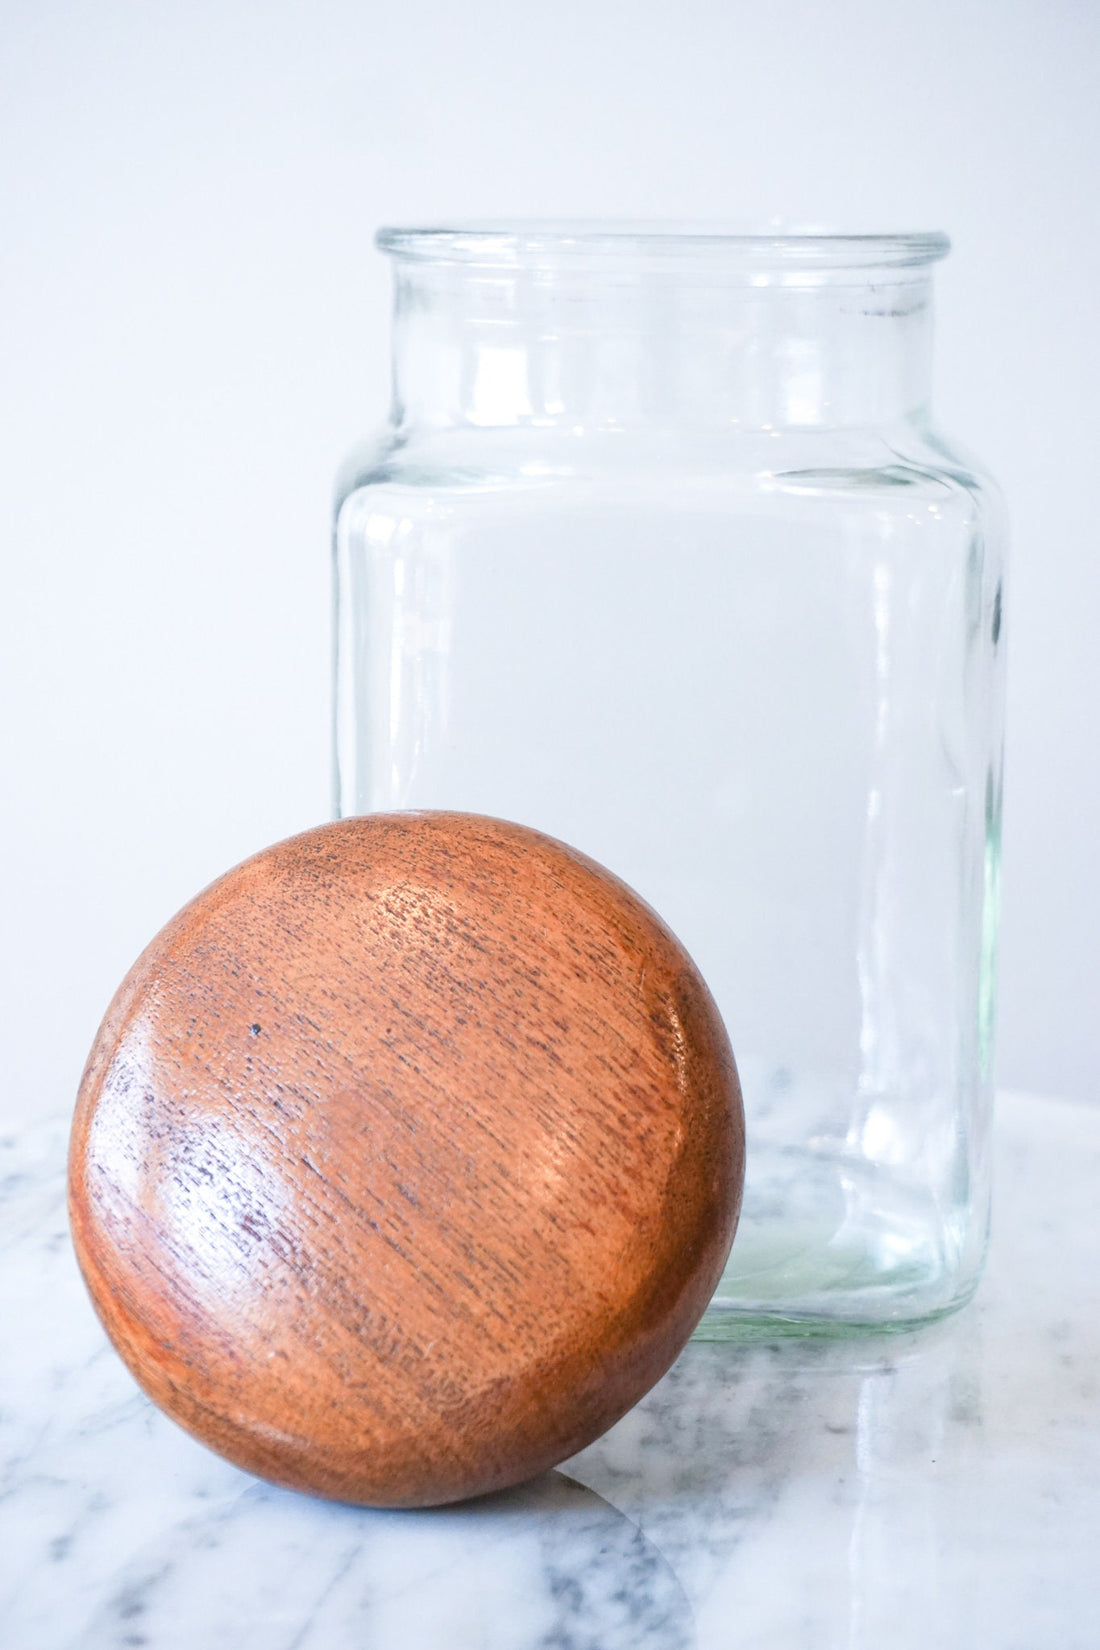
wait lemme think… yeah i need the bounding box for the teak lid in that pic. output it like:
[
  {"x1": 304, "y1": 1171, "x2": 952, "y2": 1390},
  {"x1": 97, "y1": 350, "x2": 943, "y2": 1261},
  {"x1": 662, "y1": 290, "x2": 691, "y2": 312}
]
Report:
[{"x1": 69, "y1": 813, "x2": 744, "y2": 1507}]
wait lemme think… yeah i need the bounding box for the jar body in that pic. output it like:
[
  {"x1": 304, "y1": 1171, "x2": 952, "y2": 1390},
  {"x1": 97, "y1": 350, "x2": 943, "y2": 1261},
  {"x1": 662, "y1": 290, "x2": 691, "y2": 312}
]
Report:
[{"x1": 335, "y1": 233, "x2": 1006, "y2": 1334}]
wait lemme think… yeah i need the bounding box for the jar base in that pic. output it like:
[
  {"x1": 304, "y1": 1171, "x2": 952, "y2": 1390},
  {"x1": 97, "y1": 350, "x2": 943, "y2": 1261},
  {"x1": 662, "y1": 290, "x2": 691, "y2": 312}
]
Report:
[
  {"x1": 696, "y1": 1141, "x2": 982, "y2": 1339},
  {"x1": 691, "y1": 1291, "x2": 977, "y2": 1342}
]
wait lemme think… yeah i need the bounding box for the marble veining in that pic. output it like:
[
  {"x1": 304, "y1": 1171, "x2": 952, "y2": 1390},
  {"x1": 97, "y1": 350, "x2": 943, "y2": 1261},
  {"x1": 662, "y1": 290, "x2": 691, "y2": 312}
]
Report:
[{"x1": 1, "y1": 1093, "x2": 1098, "y2": 1648}]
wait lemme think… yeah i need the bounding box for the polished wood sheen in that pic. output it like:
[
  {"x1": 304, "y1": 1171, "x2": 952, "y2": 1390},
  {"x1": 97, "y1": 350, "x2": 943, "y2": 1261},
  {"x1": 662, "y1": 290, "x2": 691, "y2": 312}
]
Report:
[{"x1": 69, "y1": 813, "x2": 744, "y2": 1508}]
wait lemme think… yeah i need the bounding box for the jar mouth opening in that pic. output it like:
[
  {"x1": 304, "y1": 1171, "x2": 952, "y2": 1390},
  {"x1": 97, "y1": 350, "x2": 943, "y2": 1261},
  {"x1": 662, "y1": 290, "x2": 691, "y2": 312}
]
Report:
[{"x1": 377, "y1": 222, "x2": 950, "y2": 272}]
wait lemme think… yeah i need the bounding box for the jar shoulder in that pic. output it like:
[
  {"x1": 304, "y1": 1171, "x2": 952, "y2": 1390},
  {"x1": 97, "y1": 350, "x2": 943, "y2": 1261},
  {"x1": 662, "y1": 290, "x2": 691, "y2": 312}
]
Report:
[
  {"x1": 335, "y1": 420, "x2": 1005, "y2": 540},
  {"x1": 891, "y1": 420, "x2": 1005, "y2": 512}
]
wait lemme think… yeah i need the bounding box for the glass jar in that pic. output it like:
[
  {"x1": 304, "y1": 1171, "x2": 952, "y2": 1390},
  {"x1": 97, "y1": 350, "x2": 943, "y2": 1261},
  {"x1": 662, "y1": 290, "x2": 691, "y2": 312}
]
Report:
[{"x1": 333, "y1": 225, "x2": 1006, "y2": 1336}]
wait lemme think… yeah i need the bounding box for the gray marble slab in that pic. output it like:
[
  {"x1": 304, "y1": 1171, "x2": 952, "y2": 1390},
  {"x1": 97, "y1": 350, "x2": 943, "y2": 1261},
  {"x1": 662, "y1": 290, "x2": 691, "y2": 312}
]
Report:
[{"x1": 2, "y1": 1091, "x2": 1097, "y2": 1649}]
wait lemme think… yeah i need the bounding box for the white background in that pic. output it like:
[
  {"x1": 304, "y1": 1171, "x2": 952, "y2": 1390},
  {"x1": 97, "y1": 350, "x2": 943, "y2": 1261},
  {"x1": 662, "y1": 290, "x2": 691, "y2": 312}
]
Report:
[{"x1": 2, "y1": 0, "x2": 1097, "y2": 1122}]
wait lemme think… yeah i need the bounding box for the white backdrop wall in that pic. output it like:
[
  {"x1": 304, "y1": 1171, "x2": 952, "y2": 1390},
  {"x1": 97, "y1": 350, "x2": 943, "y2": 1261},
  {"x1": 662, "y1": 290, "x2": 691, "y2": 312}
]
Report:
[{"x1": 2, "y1": 0, "x2": 1097, "y2": 1121}]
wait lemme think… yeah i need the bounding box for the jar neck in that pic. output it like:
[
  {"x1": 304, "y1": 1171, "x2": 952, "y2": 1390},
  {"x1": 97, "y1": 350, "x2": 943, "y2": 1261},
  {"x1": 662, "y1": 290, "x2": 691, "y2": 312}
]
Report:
[{"x1": 387, "y1": 259, "x2": 936, "y2": 435}]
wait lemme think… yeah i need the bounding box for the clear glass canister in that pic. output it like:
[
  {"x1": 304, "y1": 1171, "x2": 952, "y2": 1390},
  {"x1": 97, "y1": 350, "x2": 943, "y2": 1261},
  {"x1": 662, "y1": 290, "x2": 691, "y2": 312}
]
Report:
[{"x1": 334, "y1": 225, "x2": 1006, "y2": 1336}]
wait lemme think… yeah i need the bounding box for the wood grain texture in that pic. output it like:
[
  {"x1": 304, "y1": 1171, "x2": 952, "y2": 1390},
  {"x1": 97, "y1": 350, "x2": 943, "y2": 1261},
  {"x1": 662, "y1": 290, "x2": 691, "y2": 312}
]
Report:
[{"x1": 68, "y1": 812, "x2": 744, "y2": 1508}]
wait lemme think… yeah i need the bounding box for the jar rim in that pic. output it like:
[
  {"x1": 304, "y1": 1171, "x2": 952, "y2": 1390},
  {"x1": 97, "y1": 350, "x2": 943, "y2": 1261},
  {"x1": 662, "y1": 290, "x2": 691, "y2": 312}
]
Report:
[{"x1": 376, "y1": 222, "x2": 950, "y2": 271}]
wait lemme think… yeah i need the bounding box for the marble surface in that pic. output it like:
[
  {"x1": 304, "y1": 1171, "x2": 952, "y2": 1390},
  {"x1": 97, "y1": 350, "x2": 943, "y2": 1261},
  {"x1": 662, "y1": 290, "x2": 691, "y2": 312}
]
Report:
[{"x1": 2, "y1": 1091, "x2": 1097, "y2": 1649}]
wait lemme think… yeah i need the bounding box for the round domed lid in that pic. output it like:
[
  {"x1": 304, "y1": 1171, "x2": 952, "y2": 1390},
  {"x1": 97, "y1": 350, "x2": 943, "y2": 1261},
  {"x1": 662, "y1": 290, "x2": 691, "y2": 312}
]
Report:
[{"x1": 69, "y1": 813, "x2": 744, "y2": 1507}]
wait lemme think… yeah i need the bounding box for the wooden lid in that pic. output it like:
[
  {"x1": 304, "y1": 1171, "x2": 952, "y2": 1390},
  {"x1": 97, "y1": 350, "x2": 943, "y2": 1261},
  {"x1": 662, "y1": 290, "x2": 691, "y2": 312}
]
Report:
[{"x1": 69, "y1": 813, "x2": 743, "y2": 1507}]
